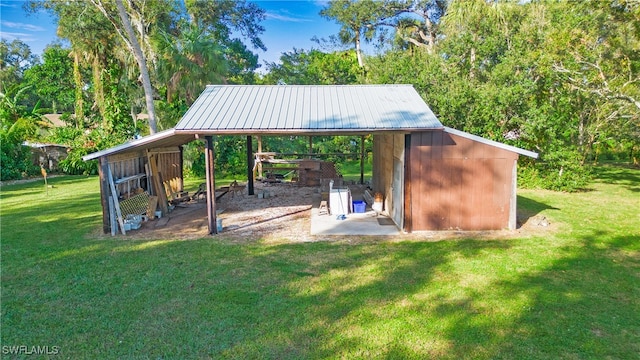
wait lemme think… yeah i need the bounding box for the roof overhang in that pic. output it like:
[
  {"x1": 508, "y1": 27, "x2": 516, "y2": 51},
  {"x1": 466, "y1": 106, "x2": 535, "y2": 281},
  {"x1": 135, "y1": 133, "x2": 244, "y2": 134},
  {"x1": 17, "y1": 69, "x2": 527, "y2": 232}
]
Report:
[
  {"x1": 444, "y1": 127, "x2": 539, "y2": 159},
  {"x1": 82, "y1": 128, "x2": 196, "y2": 161}
]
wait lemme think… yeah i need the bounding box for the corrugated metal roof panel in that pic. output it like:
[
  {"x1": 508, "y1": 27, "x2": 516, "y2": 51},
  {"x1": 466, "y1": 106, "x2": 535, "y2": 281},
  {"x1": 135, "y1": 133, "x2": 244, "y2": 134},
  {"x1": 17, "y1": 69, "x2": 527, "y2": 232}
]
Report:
[
  {"x1": 443, "y1": 127, "x2": 539, "y2": 158},
  {"x1": 175, "y1": 85, "x2": 442, "y2": 133},
  {"x1": 82, "y1": 129, "x2": 196, "y2": 161}
]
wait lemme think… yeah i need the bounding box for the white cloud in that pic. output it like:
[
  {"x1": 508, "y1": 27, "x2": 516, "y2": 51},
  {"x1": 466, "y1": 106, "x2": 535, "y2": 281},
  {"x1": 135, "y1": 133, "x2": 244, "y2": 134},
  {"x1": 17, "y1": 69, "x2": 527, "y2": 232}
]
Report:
[
  {"x1": 1, "y1": 21, "x2": 46, "y2": 32},
  {"x1": 265, "y1": 12, "x2": 312, "y2": 23},
  {"x1": 0, "y1": 31, "x2": 36, "y2": 42}
]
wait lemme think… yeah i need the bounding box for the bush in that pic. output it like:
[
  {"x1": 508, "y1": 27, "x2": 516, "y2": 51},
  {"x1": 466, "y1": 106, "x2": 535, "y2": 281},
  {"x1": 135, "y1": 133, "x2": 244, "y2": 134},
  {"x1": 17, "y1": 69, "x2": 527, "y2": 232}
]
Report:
[
  {"x1": 518, "y1": 161, "x2": 592, "y2": 192},
  {"x1": 0, "y1": 139, "x2": 39, "y2": 180}
]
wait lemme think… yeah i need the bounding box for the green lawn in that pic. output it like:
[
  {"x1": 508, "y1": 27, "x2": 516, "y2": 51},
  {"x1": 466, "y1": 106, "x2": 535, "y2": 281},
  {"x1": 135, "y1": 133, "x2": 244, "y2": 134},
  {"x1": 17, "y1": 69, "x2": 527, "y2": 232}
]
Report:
[{"x1": 1, "y1": 165, "x2": 638, "y2": 359}]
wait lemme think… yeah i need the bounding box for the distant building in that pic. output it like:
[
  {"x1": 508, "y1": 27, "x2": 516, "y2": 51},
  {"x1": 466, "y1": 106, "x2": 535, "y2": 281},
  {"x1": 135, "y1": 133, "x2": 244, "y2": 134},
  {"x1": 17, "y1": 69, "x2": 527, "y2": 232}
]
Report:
[{"x1": 23, "y1": 141, "x2": 69, "y2": 171}]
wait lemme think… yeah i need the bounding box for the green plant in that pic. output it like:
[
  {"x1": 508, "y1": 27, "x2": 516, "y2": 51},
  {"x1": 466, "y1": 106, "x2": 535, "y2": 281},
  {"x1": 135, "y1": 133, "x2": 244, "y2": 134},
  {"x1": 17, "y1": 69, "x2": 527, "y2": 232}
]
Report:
[
  {"x1": 1, "y1": 165, "x2": 638, "y2": 359},
  {"x1": 0, "y1": 84, "x2": 46, "y2": 180}
]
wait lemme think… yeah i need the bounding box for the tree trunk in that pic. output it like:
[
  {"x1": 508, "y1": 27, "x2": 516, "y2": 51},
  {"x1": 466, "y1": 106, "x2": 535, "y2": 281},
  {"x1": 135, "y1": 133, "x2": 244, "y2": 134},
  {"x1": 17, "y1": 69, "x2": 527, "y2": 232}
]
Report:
[
  {"x1": 469, "y1": 46, "x2": 476, "y2": 79},
  {"x1": 355, "y1": 30, "x2": 364, "y2": 67},
  {"x1": 114, "y1": 0, "x2": 157, "y2": 134},
  {"x1": 72, "y1": 51, "x2": 84, "y2": 129}
]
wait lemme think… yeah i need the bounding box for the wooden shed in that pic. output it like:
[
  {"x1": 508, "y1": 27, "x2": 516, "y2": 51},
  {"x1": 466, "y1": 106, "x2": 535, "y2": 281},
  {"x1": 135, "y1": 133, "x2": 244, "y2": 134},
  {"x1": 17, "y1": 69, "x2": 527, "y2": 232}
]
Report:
[
  {"x1": 23, "y1": 141, "x2": 69, "y2": 171},
  {"x1": 84, "y1": 85, "x2": 537, "y2": 235},
  {"x1": 374, "y1": 127, "x2": 537, "y2": 232}
]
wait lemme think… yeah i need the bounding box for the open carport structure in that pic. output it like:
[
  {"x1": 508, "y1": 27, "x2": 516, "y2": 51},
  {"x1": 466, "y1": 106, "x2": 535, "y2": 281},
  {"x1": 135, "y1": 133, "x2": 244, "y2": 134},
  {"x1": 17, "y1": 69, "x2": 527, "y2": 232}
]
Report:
[{"x1": 84, "y1": 84, "x2": 537, "y2": 236}]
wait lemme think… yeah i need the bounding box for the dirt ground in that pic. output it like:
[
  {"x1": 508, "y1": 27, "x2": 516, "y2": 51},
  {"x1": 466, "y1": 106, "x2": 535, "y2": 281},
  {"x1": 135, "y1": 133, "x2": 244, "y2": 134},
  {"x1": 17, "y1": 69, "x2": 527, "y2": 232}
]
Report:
[{"x1": 113, "y1": 181, "x2": 556, "y2": 244}]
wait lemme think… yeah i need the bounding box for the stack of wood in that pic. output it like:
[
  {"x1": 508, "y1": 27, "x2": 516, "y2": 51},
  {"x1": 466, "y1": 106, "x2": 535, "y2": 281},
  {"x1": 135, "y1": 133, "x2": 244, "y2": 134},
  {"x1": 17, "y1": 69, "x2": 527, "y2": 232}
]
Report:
[{"x1": 297, "y1": 160, "x2": 338, "y2": 186}]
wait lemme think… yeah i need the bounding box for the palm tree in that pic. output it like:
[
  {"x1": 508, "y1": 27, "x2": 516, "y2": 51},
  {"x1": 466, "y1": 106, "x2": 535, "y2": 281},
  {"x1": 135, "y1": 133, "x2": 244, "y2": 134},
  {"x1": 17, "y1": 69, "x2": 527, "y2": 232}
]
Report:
[{"x1": 156, "y1": 24, "x2": 227, "y2": 105}]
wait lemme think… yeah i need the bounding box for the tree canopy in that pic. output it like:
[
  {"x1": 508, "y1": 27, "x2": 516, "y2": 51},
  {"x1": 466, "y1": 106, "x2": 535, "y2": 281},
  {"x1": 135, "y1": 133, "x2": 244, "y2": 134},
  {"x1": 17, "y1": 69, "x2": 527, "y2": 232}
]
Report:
[{"x1": 1, "y1": 0, "x2": 637, "y2": 189}]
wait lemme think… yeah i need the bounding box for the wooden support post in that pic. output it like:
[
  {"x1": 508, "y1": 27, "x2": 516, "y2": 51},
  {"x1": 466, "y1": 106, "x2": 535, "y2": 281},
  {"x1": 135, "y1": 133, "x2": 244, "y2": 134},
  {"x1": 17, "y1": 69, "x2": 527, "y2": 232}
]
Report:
[
  {"x1": 308, "y1": 136, "x2": 313, "y2": 159},
  {"x1": 360, "y1": 135, "x2": 365, "y2": 185},
  {"x1": 108, "y1": 196, "x2": 117, "y2": 236},
  {"x1": 107, "y1": 166, "x2": 126, "y2": 235},
  {"x1": 179, "y1": 146, "x2": 184, "y2": 193},
  {"x1": 257, "y1": 135, "x2": 263, "y2": 179},
  {"x1": 99, "y1": 156, "x2": 111, "y2": 234},
  {"x1": 205, "y1": 136, "x2": 217, "y2": 235},
  {"x1": 246, "y1": 135, "x2": 254, "y2": 195}
]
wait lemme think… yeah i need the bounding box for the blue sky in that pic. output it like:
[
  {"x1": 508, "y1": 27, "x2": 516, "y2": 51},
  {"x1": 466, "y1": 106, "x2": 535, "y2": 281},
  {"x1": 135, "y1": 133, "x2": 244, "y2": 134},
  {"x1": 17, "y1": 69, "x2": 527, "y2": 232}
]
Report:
[{"x1": 0, "y1": 0, "x2": 344, "y2": 69}]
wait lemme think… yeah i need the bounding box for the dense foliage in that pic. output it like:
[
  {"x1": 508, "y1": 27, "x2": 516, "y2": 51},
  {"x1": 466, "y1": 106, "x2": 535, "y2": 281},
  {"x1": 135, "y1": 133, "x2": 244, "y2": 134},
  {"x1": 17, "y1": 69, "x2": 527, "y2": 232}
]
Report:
[
  {"x1": 0, "y1": 83, "x2": 43, "y2": 180},
  {"x1": 318, "y1": 0, "x2": 639, "y2": 191},
  {"x1": 1, "y1": 1, "x2": 637, "y2": 191}
]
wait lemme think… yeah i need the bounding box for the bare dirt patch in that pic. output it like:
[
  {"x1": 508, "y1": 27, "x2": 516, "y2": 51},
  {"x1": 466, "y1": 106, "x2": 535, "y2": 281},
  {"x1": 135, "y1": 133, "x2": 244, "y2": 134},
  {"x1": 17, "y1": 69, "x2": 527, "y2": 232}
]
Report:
[{"x1": 109, "y1": 182, "x2": 556, "y2": 244}]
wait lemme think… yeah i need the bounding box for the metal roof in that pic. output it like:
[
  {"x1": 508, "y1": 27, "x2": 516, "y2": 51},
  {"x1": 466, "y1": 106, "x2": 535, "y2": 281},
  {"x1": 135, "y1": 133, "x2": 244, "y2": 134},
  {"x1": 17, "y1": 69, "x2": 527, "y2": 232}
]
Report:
[
  {"x1": 82, "y1": 129, "x2": 196, "y2": 161},
  {"x1": 175, "y1": 85, "x2": 443, "y2": 134},
  {"x1": 443, "y1": 127, "x2": 539, "y2": 159}
]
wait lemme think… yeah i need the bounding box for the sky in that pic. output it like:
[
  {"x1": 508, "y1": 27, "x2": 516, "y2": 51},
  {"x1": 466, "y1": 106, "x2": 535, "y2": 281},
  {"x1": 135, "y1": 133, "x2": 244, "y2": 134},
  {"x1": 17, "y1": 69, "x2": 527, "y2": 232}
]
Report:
[{"x1": 0, "y1": 0, "x2": 344, "y2": 70}]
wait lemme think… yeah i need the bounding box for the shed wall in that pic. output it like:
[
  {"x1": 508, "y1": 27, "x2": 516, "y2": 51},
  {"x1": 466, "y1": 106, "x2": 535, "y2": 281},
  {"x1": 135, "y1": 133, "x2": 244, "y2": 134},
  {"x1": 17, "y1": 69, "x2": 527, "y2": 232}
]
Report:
[
  {"x1": 407, "y1": 131, "x2": 518, "y2": 231},
  {"x1": 373, "y1": 133, "x2": 405, "y2": 228},
  {"x1": 99, "y1": 148, "x2": 184, "y2": 234}
]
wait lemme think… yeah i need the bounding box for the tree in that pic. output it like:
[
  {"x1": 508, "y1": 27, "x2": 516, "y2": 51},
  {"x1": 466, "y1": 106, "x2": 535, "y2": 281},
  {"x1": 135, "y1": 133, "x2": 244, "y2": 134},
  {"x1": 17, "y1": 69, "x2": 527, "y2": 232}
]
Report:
[
  {"x1": 546, "y1": 1, "x2": 640, "y2": 164},
  {"x1": 88, "y1": 0, "x2": 163, "y2": 134},
  {"x1": 29, "y1": 0, "x2": 266, "y2": 136},
  {"x1": 320, "y1": 0, "x2": 390, "y2": 67},
  {"x1": 183, "y1": 0, "x2": 266, "y2": 83},
  {"x1": 0, "y1": 84, "x2": 46, "y2": 180},
  {"x1": 0, "y1": 39, "x2": 39, "y2": 93},
  {"x1": 319, "y1": 0, "x2": 448, "y2": 61},
  {"x1": 156, "y1": 23, "x2": 227, "y2": 104},
  {"x1": 23, "y1": 44, "x2": 75, "y2": 114},
  {"x1": 262, "y1": 49, "x2": 360, "y2": 85}
]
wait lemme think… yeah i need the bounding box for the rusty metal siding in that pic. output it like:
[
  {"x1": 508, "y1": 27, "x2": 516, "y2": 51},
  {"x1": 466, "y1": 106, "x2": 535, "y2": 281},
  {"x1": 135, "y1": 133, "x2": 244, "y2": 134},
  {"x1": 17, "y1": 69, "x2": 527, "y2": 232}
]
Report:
[{"x1": 408, "y1": 131, "x2": 518, "y2": 231}]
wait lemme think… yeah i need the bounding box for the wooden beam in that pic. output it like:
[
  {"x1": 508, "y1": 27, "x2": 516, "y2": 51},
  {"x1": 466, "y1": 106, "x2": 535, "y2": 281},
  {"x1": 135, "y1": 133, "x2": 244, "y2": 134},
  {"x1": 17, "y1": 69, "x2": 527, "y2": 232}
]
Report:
[
  {"x1": 107, "y1": 166, "x2": 126, "y2": 235},
  {"x1": 257, "y1": 135, "x2": 263, "y2": 179},
  {"x1": 205, "y1": 136, "x2": 217, "y2": 234},
  {"x1": 98, "y1": 156, "x2": 111, "y2": 234},
  {"x1": 148, "y1": 153, "x2": 169, "y2": 215},
  {"x1": 179, "y1": 146, "x2": 184, "y2": 193},
  {"x1": 247, "y1": 135, "x2": 254, "y2": 195},
  {"x1": 308, "y1": 136, "x2": 313, "y2": 159},
  {"x1": 360, "y1": 135, "x2": 365, "y2": 185}
]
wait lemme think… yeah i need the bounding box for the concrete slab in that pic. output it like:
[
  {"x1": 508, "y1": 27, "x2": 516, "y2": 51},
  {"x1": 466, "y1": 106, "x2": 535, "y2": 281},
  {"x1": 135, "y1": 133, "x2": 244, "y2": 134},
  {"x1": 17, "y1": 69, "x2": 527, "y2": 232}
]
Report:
[{"x1": 310, "y1": 208, "x2": 400, "y2": 236}]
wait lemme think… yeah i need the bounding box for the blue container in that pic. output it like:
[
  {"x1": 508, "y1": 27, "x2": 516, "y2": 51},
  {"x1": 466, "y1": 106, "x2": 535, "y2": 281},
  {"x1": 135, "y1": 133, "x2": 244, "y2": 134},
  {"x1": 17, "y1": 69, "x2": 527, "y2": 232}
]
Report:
[{"x1": 353, "y1": 200, "x2": 366, "y2": 213}]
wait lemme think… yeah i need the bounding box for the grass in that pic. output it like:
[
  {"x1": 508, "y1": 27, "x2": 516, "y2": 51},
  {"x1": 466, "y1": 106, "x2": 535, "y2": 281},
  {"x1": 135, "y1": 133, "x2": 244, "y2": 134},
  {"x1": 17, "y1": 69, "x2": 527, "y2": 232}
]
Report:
[{"x1": 1, "y1": 165, "x2": 638, "y2": 359}]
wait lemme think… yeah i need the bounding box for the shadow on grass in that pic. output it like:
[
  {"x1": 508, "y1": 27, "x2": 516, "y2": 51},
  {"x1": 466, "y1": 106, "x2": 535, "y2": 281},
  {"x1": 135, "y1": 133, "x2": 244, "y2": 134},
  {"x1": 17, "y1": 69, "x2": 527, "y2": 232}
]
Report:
[
  {"x1": 2, "y1": 174, "x2": 638, "y2": 358},
  {"x1": 592, "y1": 163, "x2": 640, "y2": 192},
  {"x1": 517, "y1": 195, "x2": 559, "y2": 228},
  {"x1": 474, "y1": 231, "x2": 640, "y2": 359},
  {"x1": 3, "y1": 225, "x2": 638, "y2": 358}
]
